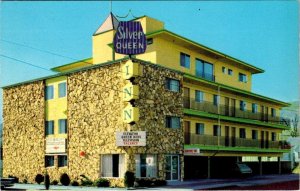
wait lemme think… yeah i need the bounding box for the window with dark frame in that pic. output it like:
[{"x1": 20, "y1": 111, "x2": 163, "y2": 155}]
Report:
[
  {"x1": 45, "y1": 121, "x2": 54, "y2": 136},
  {"x1": 252, "y1": 103, "x2": 258, "y2": 113},
  {"x1": 239, "y1": 73, "x2": 247, "y2": 83},
  {"x1": 252, "y1": 130, "x2": 258, "y2": 139},
  {"x1": 196, "y1": 123, "x2": 204, "y2": 135},
  {"x1": 195, "y1": 58, "x2": 214, "y2": 81},
  {"x1": 58, "y1": 82, "x2": 67, "y2": 98},
  {"x1": 240, "y1": 101, "x2": 246, "y2": 111},
  {"x1": 213, "y1": 125, "x2": 221, "y2": 136},
  {"x1": 213, "y1": 95, "x2": 219, "y2": 106},
  {"x1": 45, "y1": 85, "x2": 54, "y2": 100},
  {"x1": 222, "y1": 67, "x2": 226, "y2": 73},
  {"x1": 166, "y1": 116, "x2": 180, "y2": 129},
  {"x1": 180, "y1": 52, "x2": 190, "y2": 68},
  {"x1": 271, "y1": 132, "x2": 276, "y2": 141},
  {"x1": 59, "y1": 119, "x2": 67, "y2": 134},
  {"x1": 228, "y1": 69, "x2": 233, "y2": 75},
  {"x1": 45, "y1": 155, "x2": 54, "y2": 167},
  {"x1": 195, "y1": 90, "x2": 204, "y2": 102},
  {"x1": 271, "y1": 108, "x2": 276, "y2": 117},
  {"x1": 58, "y1": 155, "x2": 68, "y2": 167},
  {"x1": 239, "y1": 128, "x2": 246, "y2": 138},
  {"x1": 165, "y1": 78, "x2": 180, "y2": 92}
]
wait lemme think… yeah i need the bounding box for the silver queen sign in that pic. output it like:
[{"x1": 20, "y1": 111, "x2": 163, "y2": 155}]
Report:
[{"x1": 113, "y1": 21, "x2": 147, "y2": 55}]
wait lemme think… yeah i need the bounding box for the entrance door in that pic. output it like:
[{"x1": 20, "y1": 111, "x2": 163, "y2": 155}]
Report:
[
  {"x1": 261, "y1": 131, "x2": 265, "y2": 148},
  {"x1": 166, "y1": 155, "x2": 180, "y2": 181},
  {"x1": 225, "y1": 97, "x2": 230, "y2": 116},
  {"x1": 231, "y1": 127, "x2": 236, "y2": 147},
  {"x1": 183, "y1": 87, "x2": 190, "y2": 108},
  {"x1": 225, "y1": 126, "x2": 230, "y2": 146},
  {"x1": 230, "y1": 99, "x2": 236, "y2": 117},
  {"x1": 184, "y1": 121, "x2": 191, "y2": 144}
]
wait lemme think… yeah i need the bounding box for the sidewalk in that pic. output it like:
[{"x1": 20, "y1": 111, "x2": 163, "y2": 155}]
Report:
[{"x1": 8, "y1": 174, "x2": 299, "y2": 191}]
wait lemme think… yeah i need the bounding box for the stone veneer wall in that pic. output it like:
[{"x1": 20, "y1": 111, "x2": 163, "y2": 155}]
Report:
[
  {"x1": 3, "y1": 81, "x2": 45, "y2": 182},
  {"x1": 2, "y1": 59, "x2": 184, "y2": 186}
]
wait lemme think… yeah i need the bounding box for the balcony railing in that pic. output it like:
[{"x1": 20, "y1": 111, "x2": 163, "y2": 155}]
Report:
[
  {"x1": 185, "y1": 133, "x2": 282, "y2": 149},
  {"x1": 195, "y1": 71, "x2": 215, "y2": 82},
  {"x1": 183, "y1": 97, "x2": 289, "y2": 126}
]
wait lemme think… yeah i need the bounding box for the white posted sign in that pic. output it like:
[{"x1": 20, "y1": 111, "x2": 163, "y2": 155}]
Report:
[
  {"x1": 116, "y1": 131, "x2": 146, "y2": 146},
  {"x1": 46, "y1": 138, "x2": 66, "y2": 153}
]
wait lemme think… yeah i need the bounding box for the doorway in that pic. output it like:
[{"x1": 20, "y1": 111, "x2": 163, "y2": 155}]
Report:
[{"x1": 166, "y1": 155, "x2": 180, "y2": 181}]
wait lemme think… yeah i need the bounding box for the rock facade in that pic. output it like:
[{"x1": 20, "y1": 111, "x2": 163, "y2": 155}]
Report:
[
  {"x1": 3, "y1": 81, "x2": 45, "y2": 182},
  {"x1": 2, "y1": 59, "x2": 184, "y2": 186}
]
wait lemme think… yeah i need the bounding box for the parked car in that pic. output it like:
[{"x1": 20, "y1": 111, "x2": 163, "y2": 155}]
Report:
[
  {"x1": 234, "y1": 163, "x2": 252, "y2": 176},
  {"x1": 1, "y1": 177, "x2": 15, "y2": 189}
]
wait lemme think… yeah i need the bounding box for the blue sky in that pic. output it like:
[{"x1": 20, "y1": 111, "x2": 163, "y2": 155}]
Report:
[{"x1": 0, "y1": 1, "x2": 298, "y2": 122}]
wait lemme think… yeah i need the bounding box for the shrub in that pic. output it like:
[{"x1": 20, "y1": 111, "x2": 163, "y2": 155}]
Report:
[
  {"x1": 44, "y1": 173, "x2": 50, "y2": 190},
  {"x1": 51, "y1": 180, "x2": 58, "y2": 185},
  {"x1": 124, "y1": 171, "x2": 135, "y2": 188},
  {"x1": 94, "y1": 178, "x2": 110, "y2": 187},
  {"x1": 22, "y1": 179, "x2": 28, "y2": 184},
  {"x1": 81, "y1": 179, "x2": 93, "y2": 186},
  {"x1": 35, "y1": 174, "x2": 44, "y2": 184},
  {"x1": 136, "y1": 179, "x2": 152, "y2": 187},
  {"x1": 60, "y1": 173, "x2": 71, "y2": 186},
  {"x1": 154, "y1": 179, "x2": 167, "y2": 186},
  {"x1": 8, "y1": 175, "x2": 19, "y2": 183},
  {"x1": 71, "y1": 180, "x2": 79, "y2": 186}
]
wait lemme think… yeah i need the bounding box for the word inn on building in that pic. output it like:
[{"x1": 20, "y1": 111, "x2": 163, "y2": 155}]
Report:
[{"x1": 3, "y1": 13, "x2": 290, "y2": 186}]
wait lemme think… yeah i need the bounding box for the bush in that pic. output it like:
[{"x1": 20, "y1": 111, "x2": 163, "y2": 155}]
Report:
[
  {"x1": 44, "y1": 173, "x2": 50, "y2": 190},
  {"x1": 60, "y1": 173, "x2": 71, "y2": 186},
  {"x1": 71, "y1": 180, "x2": 79, "y2": 186},
  {"x1": 94, "y1": 178, "x2": 110, "y2": 187},
  {"x1": 35, "y1": 174, "x2": 44, "y2": 184},
  {"x1": 136, "y1": 179, "x2": 152, "y2": 187},
  {"x1": 22, "y1": 179, "x2": 28, "y2": 184},
  {"x1": 124, "y1": 171, "x2": 135, "y2": 188},
  {"x1": 154, "y1": 179, "x2": 167, "y2": 186},
  {"x1": 81, "y1": 179, "x2": 93, "y2": 186},
  {"x1": 51, "y1": 180, "x2": 58, "y2": 185},
  {"x1": 8, "y1": 175, "x2": 19, "y2": 183}
]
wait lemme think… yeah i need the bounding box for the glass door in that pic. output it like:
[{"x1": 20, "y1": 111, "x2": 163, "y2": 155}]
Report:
[{"x1": 166, "y1": 155, "x2": 180, "y2": 181}]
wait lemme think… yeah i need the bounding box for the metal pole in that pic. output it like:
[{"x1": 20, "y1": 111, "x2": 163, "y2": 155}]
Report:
[
  {"x1": 278, "y1": 156, "x2": 281, "y2": 174},
  {"x1": 258, "y1": 156, "x2": 262, "y2": 176},
  {"x1": 218, "y1": 86, "x2": 221, "y2": 146},
  {"x1": 207, "y1": 156, "x2": 211, "y2": 179}
]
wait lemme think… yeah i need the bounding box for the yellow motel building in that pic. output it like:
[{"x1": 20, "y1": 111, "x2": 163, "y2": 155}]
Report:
[{"x1": 2, "y1": 14, "x2": 290, "y2": 185}]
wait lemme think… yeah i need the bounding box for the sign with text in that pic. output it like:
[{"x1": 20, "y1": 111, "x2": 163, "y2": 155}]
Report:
[
  {"x1": 46, "y1": 138, "x2": 66, "y2": 153},
  {"x1": 116, "y1": 131, "x2": 146, "y2": 146},
  {"x1": 113, "y1": 21, "x2": 147, "y2": 55},
  {"x1": 184, "y1": 148, "x2": 200, "y2": 155}
]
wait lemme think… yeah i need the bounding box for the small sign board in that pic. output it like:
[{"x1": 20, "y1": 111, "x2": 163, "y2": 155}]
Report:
[
  {"x1": 184, "y1": 148, "x2": 200, "y2": 155},
  {"x1": 113, "y1": 21, "x2": 147, "y2": 55},
  {"x1": 46, "y1": 138, "x2": 66, "y2": 153},
  {"x1": 116, "y1": 131, "x2": 146, "y2": 146}
]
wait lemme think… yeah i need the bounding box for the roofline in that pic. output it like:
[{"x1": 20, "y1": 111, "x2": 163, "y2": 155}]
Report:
[
  {"x1": 147, "y1": 29, "x2": 265, "y2": 74},
  {"x1": 184, "y1": 73, "x2": 290, "y2": 107},
  {"x1": 50, "y1": 57, "x2": 93, "y2": 72}
]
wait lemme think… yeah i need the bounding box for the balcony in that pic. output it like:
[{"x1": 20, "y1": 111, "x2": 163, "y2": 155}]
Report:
[
  {"x1": 185, "y1": 133, "x2": 282, "y2": 149},
  {"x1": 183, "y1": 97, "x2": 289, "y2": 126},
  {"x1": 195, "y1": 71, "x2": 215, "y2": 82}
]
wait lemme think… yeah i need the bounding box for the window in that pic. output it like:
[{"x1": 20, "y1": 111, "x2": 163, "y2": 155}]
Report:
[
  {"x1": 195, "y1": 90, "x2": 204, "y2": 102},
  {"x1": 45, "y1": 156, "x2": 54, "y2": 167},
  {"x1": 58, "y1": 155, "x2": 68, "y2": 167},
  {"x1": 271, "y1": 108, "x2": 276, "y2": 117},
  {"x1": 271, "y1": 132, "x2": 276, "y2": 141},
  {"x1": 239, "y1": 73, "x2": 247, "y2": 83},
  {"x1": 101, "y1": 154, "x2": 125, "y2": 177},
  {"x1": 240, "y1": 128, "x2": 246, "y2": 138},
  {"x1": 45, "y1": 85, "x2": 54, "y2": 100},
  {"x1": 45, "y1": 121, "x2": 54, "y2": 136},
  {"x1": 252, "y1": 130, "x2": 258, "y2": 140},
  {"x1": 166, "y1": 78, "x2": 180, "y2": 92},
  {"x1": 213, "y1": 125, "x2": 221, "y2": 136},
  {"x1": 59, "y1": 119, "x2": 67, "y2": 134},
  {"x1": 180, "y1": 52, "x2": 190, "y2": 68},
  {"x1": 213, "y1": 95, "x2": 220, "y2": 106},
  {"x1": 195, "y1": 59, "x2": 214, "y2": 81},
  {"x1": 58, "y1": 82, "x2": 67, "y2": 98},
  {"x1": 228, "y1": 69, "x2": 233, "y2": 75},
  {"x1": 166, "y1": 116, "x2": 180, "y2": 129},
  {"x1": 252, "y1": 103, "x2": 258, "y2": 113},
  {"x1": 147, "y1": 38, "x2": 153, "y2": 45},
  {"x1": 222, "y1": 67, "x2": 226, "y2": 73},
  {"x1": 240, "y1": 101, "x2": 246, "y2": 111},
  {"x1": 196, "y1": 123, "x2": 204, "y2": 135},
  {"x1": 135, "y1": 154, "x2": 157, "y2": 178}
]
